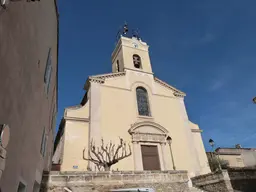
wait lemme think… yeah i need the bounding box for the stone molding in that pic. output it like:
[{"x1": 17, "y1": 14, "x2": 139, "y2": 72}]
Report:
[
  {"x1": 64, "y1": 116, "x2": 89, "y2": 122},
  {"x1": 83, "y1": 72, "x2": 185, "y2": 100},
  {"x1": 84, "y1": 72, "x2": 126, "y2": 90},
  {"x1": 90, "y1": 72, "x2": 126, "y2": 80},
  {"x1": 129, "y1": 121, "x2": 169, "y2": 134},
  {"x1": 131, "y1": 133, "x2": 167, "y2": 144},
  {"x1": 128, "y1": 121, "x2": 169, "y2": 143},
  {"x1": 154, "y1": 77, "x2": 186, "y2": 97},
  {"x1": 191, "y1": 129, "x2": 203, "y2": 133},
  {"x1": 124, "y1": 67, "x2": 154, "y2": 75}
]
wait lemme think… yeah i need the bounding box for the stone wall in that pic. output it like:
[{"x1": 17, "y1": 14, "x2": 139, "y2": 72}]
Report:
[
  {"x1": 191, "y1": 168, "x2": 256, "y2": 192},
  {"x1": 191, "y1": 170, "x2": 233, "y2": 192},
  {"x1": 41, "y1": 170, "x2": 190, "y2": 192},
  {"x1": 229, "y1": 167, "x2": 256, "y2": 192}
]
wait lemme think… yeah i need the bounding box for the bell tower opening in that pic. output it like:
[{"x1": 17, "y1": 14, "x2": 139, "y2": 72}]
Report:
[
  {"x1": 111, "y1": 24, "x2": 153, "y2": 74},
  {"x1": 133, "y1": 54, "x2": 142, "y2": 69}
]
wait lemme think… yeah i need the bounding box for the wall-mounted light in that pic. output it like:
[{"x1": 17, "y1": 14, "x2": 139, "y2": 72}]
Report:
[
  {"x1": 253, "y1": 97, "x2": 256, "y2": 104},
  {"x1": 0, "y1": 124, "x2": 10, "y2": 149},
  {"x1": 166, "y1": 136, "x2": 176, "y2": 170}
]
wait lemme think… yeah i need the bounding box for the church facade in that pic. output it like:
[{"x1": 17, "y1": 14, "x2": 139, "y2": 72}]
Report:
[{"x1": 53, "y1": 35, "x2": 210, "y2": 177}]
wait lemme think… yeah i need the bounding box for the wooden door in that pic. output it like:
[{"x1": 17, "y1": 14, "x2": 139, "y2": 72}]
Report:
[{"x1": 141, "y1": 145, "x2": 161, "y2": 170}]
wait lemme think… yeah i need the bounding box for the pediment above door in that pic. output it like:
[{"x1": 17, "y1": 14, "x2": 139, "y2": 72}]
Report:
[{"x1": 128, "y1": 121, "x2": 169, "y2": 143}]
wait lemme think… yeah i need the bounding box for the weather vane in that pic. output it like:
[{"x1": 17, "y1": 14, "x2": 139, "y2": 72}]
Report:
[
  {"x1": 116, "y1": 22, "x2": 129, "y2": 43},
  {"x1": 132, "y1": 28, "x2": 141, "y2": 40},
  {"x1": 115, "y1": 23, "x2": 142, "y2": 43}
]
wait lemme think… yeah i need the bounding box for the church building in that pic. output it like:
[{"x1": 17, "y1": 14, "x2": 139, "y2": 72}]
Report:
[{"x1": 53, "y1": 29, "x2": 210, "y2": 178}]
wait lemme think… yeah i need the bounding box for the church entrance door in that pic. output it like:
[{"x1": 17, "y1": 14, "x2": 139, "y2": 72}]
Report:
[{"x1": 141, "y1": 145, "x2": 161, "y2": 170}]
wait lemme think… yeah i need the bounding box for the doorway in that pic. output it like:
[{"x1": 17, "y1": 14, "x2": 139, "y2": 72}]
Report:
[{"x1": 141, "y1": 145, "x2": 161, "y2": 170}]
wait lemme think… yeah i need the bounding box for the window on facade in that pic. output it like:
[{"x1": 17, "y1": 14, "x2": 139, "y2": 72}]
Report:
[
  {"x1": 44, "y1": 48, "x2": 52, "y2": 94},
  {"x1": 116, "y1": 60, "x2": 120, "y2": 72},
  {"x1": 133, "y1": 54, "x2": 142, "y2": 69},
  {"x1": 40, "y1": 127, "x2": 47, "y2": 157},
  {"x1": 136, "y1": 87, "x2": 151, "y2": 116}
]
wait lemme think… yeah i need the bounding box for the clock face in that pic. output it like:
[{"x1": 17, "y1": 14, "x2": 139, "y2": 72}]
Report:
[{"x1": 132, "y1": 42, "x2": 138, "y2": 48}]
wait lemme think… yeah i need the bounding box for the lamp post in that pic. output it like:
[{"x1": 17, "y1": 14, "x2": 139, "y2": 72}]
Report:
[
  {"x1": 209, "y1": 139, "x2": 222, "y2": 171},
  {"x1": 166, "y1": 136, "x2": 176, "y2": 170},
  {"x1": 253, "y1": 97, "x2": 256, "y2": 104}
]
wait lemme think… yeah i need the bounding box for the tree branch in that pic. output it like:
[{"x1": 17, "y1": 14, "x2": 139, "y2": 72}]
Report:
[
  {"x1": 101, "y1": 138, "x2": 111, "y2": 162},
  {"x1": 83, "y1": 137, "x2": 132, "y2": 171}
]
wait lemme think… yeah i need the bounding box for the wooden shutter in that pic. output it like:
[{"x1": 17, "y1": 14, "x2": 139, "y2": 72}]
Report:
[{"x1": 141, "y1": 145, "x2": 161, "y2": 170}]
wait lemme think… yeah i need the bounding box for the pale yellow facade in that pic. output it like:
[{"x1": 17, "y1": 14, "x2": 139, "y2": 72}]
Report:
[
  {"x1": 213, "y1": 148, "x2": 256, "y2": 168},
  {"x1": 219, "y1": 154, "x2": 245, "y2": 167},
  {"x1": 53, "y1": 36, "x2": 211, "y2": 177}
]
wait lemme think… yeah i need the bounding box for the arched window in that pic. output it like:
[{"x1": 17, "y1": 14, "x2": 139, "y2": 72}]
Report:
[
  {"x1": 136, "y1": 87, "x2": 150, "y2": 116},
  {"x1": 133, "y1": 54, "x2": 142, "y2": 69},
  {"x1": 116, "y1": 60, "x2": 120, "y2": 72}
]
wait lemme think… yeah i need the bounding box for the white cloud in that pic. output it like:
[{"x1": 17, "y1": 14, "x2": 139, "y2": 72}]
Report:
[
  {"x1": 209, "y1": 80, "x2": 224, "y2": 91},
  {"x1": 208, "y1": 65, "x2": 234, "y2": 92}
]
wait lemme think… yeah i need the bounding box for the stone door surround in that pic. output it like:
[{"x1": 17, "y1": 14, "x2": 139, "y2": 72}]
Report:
[{"x1": 128, "y1": 121, "x2": 170, "y2": 170}]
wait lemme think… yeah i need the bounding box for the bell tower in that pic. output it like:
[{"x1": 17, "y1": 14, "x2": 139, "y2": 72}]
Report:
[{"x1": 111, "y1": 26, "x2": 153, "y2": 74}]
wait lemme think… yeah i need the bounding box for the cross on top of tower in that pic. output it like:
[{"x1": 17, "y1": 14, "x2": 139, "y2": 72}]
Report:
[
  {"x1": 132, "y1": 28, "x2": 141, "y2": 40},
  {"x1": 116, "y1": 23, "x2": 141, "y2": 42}
]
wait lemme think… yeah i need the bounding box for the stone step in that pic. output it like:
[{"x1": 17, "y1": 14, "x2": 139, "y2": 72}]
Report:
[{"x1": 190, "y1": 186, "x2": 205, "y2": 192}]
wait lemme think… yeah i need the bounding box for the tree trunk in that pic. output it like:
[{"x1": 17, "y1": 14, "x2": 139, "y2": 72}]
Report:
[{"x1": 104, "y1": 166, "x2": 111, "y2": 171}]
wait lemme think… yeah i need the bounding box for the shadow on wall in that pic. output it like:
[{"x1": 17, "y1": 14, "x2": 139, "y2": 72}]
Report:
[
  {"x1": 191, "y1": 167, "x2": 256, "y2": 192},
  {"x1": 40, "y1": 172, "x2": 50, "y2": 192},
  {"x1": 229, "y1": 167, "x2": 256, "y2": 192}
]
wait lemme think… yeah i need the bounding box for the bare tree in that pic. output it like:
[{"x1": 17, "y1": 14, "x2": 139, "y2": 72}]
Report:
[{"x1": 83, "y1": 137, "x2": 132, "y2": 171}]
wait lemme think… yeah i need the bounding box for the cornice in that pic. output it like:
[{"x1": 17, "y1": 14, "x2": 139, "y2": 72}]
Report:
[
  {"x1": 84, "y1": 72, "x2": 126, "y2": 90},
  {"x1": 90, "y1": 72, "x2": 126, "y2": 80},
  {"x1": 124, "y1": 67, "x2": 154, "y2": 75},
  {"x1": 154, "y1": 77, "x2": 186, "y2": 98},
  {"x1": 129, "y1": 121, "x2": 169, "y2": 135},
  {"x1": 64, "y1": 116, "x2": 89, "y2": 122},
  {"x1": 191, "y1": 129, "x2": 203, "y2": 133}
]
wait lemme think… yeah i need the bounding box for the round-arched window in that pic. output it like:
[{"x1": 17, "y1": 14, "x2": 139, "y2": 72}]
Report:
[
  {"x1": 133, "y1": 54, "x2": 142, "y2": 69},
  {"x1": 136, "y1": 87, "x2": 150, "y2": 116}
]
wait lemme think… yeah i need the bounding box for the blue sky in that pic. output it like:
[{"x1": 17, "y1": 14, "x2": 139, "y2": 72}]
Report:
[{"x1": 57, "y1": 0, "x2": 256, "y2": 151}]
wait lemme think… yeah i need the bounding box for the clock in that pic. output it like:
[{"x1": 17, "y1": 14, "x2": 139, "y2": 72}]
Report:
[{"x1": 132, "y1": 42, "x2": 138, "y2": 48}]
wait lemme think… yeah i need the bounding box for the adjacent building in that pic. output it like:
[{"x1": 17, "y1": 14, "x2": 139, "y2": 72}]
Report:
[
  {"x1": 0, "y1": 0, "x2": 58, "y2": 191},
  {"x1": 53, "y1": 33, "x2": 210, "y2": 178},
  {"x1": 207, "y1": 146, "x2": 256, "y2": 168}
]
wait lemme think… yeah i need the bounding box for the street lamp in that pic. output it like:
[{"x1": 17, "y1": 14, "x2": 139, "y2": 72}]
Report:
[
  {"x1": 253, "y1": 97, "x2": 256, "y2": 104},
  {"x1": 209, "y1": 139, "x2": 214, "y2": 147},
  {"x1": 208, "y1": 138, "x2": 222, "y2": 171},
  {"x1": 166, "y1": 136, "x2": 176, "y2": 170}
]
